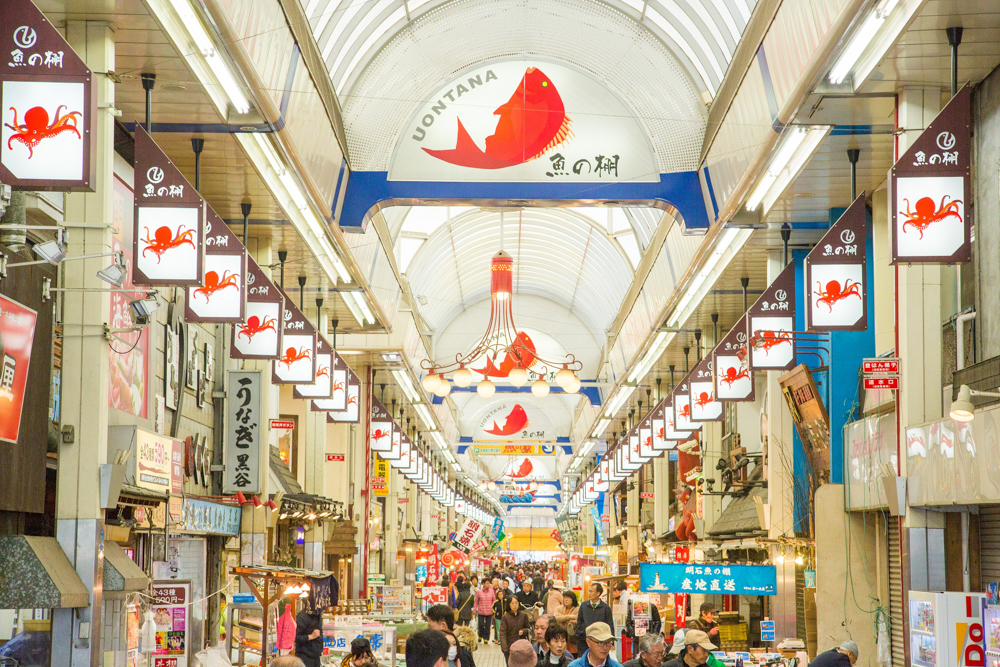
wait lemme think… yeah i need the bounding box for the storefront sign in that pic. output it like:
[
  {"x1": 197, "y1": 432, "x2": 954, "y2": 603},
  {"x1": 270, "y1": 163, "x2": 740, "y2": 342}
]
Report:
[
  {"x1": 714, "y1": 313, "x2": 754, "y2": 402},
  {"x1": 844, "y1": 413, "x2": 896, "y2": 511},
  {"x1": 371, "y1": 456, "x2": 388, "y2": 496},
  {"x1": 453, "y1": 516, "x2": 486, "y2": 553},
  {"x1": 0, "y1": 0, "x2": 95, "y2": 190},
  {"x1": 272, "y1": 296, "x2": 316, "y2": 384},
  {"x1": 381, "y1": 585, "x2": 412, "y2": 616},
  {"x1": 427, "y1": 543, "x2": 439, "y2": 582},
  {"x1": 747, "y1": 262, "x2": 797, "y2": 371},
  {"x1": 326, "y1": 370, "x2": 361, "y2": 423},
  {"x1": 639, "y1": 563, "x2": 777, "y2": 595},
  {"x1": 864, "y1": 377, "x2": 898, "y2": 390},
  {"x1": 890, "y1": 86, "x2": 971, "y2": 264},
  {"x1": 135, "y1": 428, "x2": 182, "y2": 495},
  {"x1": 177, "y1": 498, "x2": 240, "y2": 536},
  {"x1": 327, "y1": 454, "x2": 345, "y2": 462},
  {"x1": 390, "y1": 60, "x2": 658, "y2": 183},
  {"x1": 470, "y1": 443, "x2": 558, "y2": 455},
  {"x1": 0, "y1": 293, "x2": 37, "y2": 443},
  {"x1": 474, "y1": 401, "x2": 555, "y2": 442},
  {"x1": 689, "y1": 355, "x2": 722, "y2": 422},
  {"x1": 224, "y1": 371, "x2": 261, "y2": 493},
  {"x1": 151, "y1": 582, "x2": 190, "y2": 667},
  {"x1": 132, "y1": 126, "x2": 205, "y2": 286},
  {"x1": 230, "y1": 256, "x2": 283, "y2": 360},
  {"x1": 672, "y1": 377, "x2": 701, "y2": 433},
  {"x1": 184, "y1": 208, "x2": 246, "y2": 323},
  {"x1": 760, "y1": 620, "x2": 775, "y2": 642},
  {"x1": 805, "y1": 193, "x2": 868, "y2": 331},
  {"x1": 421, "y1": 586, "x2": 447, "y2": 605}
]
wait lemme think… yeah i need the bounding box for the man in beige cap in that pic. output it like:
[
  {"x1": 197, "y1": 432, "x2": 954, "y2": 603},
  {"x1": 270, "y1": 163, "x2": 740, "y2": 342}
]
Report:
[
  {"x1": 661, "y1": 630, "x2": 714, "y2": 667},
  {"x1": 510, "y1": 639, "x2": 540, "y2": 667},
  {"x1": 567, "y1": 622, "x2": 623, "y2": 667}
]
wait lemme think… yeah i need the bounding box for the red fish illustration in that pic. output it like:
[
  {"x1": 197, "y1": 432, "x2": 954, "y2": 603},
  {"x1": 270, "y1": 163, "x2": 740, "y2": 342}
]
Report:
[
  {"x1": 505, "y1": 458, "x2": 534, "y2": 479},
  {"x1": 423, "y1": 67, "x2": 573, "y2": 169},
  {"x1": 484, "y1": 404, "x2": 529, "y2": 436},
  {"x1": 473, "y1": 331, "x2": 537, "y2": 378}
]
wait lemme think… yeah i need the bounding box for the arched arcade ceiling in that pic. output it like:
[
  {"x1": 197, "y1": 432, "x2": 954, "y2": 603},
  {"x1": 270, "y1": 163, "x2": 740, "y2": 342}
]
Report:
[{"x1": 306, "y1": 0, "x2": 759, "y2": 173}]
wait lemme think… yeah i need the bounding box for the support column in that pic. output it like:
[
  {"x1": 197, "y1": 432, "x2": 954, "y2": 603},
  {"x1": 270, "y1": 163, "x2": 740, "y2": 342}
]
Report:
[
  {"x1": 420, "y1": 494, "x2": 432, "y2": 541},
  {"x1": 52, "y1": 21, "x2": 115, "y2": 667}
]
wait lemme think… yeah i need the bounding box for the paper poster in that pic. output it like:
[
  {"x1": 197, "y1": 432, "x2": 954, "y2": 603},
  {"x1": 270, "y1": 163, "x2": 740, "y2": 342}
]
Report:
[{"x1": 152, "y1": 582, "x2": 190, "y2": 667}]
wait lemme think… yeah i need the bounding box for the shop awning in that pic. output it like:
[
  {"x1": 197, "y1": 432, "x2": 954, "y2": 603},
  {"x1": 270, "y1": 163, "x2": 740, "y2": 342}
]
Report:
[
  {"x1": 706, "y1": 487, "x2": 768, "y2": 539},
  {"x1": 0, "y1": 536, "x2": 90, "y2": 608},
  {"x1": 269, "y1": 448, "x2": 304, "y2": 495},
  {"x1": 103, "y1": 542, "x2": 149, "y2": 592}
]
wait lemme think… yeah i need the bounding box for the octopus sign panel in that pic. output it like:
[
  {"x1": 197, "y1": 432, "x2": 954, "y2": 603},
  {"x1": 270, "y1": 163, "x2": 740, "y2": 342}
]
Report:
[
  {"x1": 231, "y1": 257, "x2": 283, "y2": 360},
  {"x1": 713, "y1": 314, "x2": 753, "y2": 402},
  {"x1": 0, "y1": 0, "x2": 95, "y2": 190},
  {"x1": 390, "y1": 60, "x2": 657, "y2": 182},
  {"x1": 805, "y1": 193, "x2": 868, "y2": 331},
  {"x1": 747, "y1": 263, "x2": 797, "y2": 372},
  {"x1": 890, "y1": 85, "x2": 971, "y2": 264},
  {"x1": 271, "y1": 295, "x2": 316, "y2": 385},
  {"x1": 185, "y1": 209, "x2": 247, "y2": 323}
]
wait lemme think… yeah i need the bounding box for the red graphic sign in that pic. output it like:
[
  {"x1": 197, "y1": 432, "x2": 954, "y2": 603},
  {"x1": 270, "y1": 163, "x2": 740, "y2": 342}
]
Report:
[
  {"x1": 640, "y1": 492, "x2": 654, "y2": 499},
  {"x1": 863, "y1": 359, "x2": 899, "y2": 375},
  {"x1": 474, "y1": 331, "x2": 537, "y2": 377},
  {"x1": 326, "y1": 454, "x2": 345, "y2": 462},
  {"x1": 270, "y1": 420, "x2": 295, "y2": 430},
  {"x1": 484, "y1": 403, "x2": 529, "y2": 436},
  {"x1": 398, "y1": 498, "x2": 410, "y2": 504},
  {"x1": 864, "y1": 377, "x2": 898, "y2": 390},
  {"x1": 0, "y1": 293, "x2": 37, "y2": 443},
  {"x1": 505, "y1": 458, "x2": 534, "y2": 478}
]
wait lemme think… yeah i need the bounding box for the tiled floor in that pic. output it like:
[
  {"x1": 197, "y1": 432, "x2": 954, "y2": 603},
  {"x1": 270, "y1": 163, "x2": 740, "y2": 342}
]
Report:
[{"x1": 470, "y1": 639, "x2": 506, "y2": 667}]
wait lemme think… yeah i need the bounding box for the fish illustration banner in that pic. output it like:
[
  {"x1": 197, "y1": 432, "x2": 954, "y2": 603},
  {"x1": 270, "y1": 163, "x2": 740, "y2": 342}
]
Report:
[
  {"x1": 271, "y1": 293, "x2": 316, "y2": 385},
  {"x1": 390, "y1": 60, "x2": 658, "y2": 183},
  {"x1": 639, "y1": 563, "x2": 776, "y2": 595},
  {"x1": 805, "y1": 193, "x2": 868, "y2": 331},
  {"x1": 713, "y1": 314, "x2": 754, "y2": 402},
  {"x1": 689, "y1": 355, "x2": 723, "y2": 422},
  {"x1": 890, "y1": 85, "x2": 971, "y2": 264},
  {"x1": 185, "y1": 208, "x2": 247, "y2": 323},
  {"x1": 747, "y1": 262, "x2": 797, "y2": 372},
  {"x1": 0, "y1": 0, "x2": 96, "y2": 190},
  {"x1": 473, "y1": 401, "x2": 555, "y2": 441},
  {"x1": 231, "y1": 256, "x2": 284, "y2": 360},
  {"x1": 132, "y1": 125, "x2": 205, "y2": 286},
  {"x1": 0, "y1": 293, "x2": 37, "y2": 444}
]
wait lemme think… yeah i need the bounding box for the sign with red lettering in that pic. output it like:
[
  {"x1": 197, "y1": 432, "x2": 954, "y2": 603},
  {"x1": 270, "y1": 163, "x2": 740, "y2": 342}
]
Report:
[
  {"x1": 864, "y1": 377, "x2": 898, "y2": 390},
  {"x1": 398, "y1": 498, "x2": 410, "y2": 504},
  {"x1": 326, "y1": 454, "x2": 345, "y2": 462},
  {"x1": 452, "y1": 517, "x2": 485, "y2": 553},
  {"x1": 0, "y1": 293, "x2": 37, "y2": 443},
  {"x1": 0, "y1": 0, "x2": 96, "y2": 190},
  {"x1": 270, "y1": 420, "x2": 295, "y2": 430},
  {"x1": 151, "y1": 582, "x2": 190, "y2": 667},
  {"x1": 863, "y1": 359, "x2": 899, "y2": 375}
]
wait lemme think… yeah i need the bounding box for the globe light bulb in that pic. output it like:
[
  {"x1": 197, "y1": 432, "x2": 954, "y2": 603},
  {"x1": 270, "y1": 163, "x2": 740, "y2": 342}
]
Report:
[
  {"x1": 531, "y1": 379, "x2": 550, "y2": 398},
  {"x1": 477, "y1": 379, "x2": 496, "y2": 398},
  {"x1": 421, "y1": 372, "x2": 442, "y2": 393},
  {"x1": 454, "y1": 367, "x2": 473, "y2": 387},
  {"x1": 435, "y1": 381, "x2": 451, "y2": 397},
  {"x1": 566, "y1": 375, "x2": 581, "y2": 393},
  {"x1": 555, "y1": 367, "x2": 574, "y2": 388},
  {"x1": 507, "y1": 367, "x2": 528, "y2": 387}
]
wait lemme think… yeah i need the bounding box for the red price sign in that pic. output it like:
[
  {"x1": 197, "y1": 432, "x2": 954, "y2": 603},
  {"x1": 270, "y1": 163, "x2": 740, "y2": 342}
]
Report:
[
  {"x1": 270, "y1": 420, "x2": 295, "y2": 429},
  {"x1": 863, "y1": 358, "x2": 899, "y2": 375},
  {"x1": 326, "y1": 454, "x2": 345, "y2": 462},
  {"x1": 864, "y1": 377, "x2": 899, "y2": 390}
]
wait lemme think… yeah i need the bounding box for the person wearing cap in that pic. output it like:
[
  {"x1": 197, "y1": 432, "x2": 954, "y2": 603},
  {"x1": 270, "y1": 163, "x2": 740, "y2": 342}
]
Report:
[
  {"x1": 684, "y1": 603, "x2": 719, "y2": 645},
  {"x1": 808, "y1": 641, "x2": 859, "y2": 667},
  {"x1": 661, "y1": 630, "x2": 715, "y2": 667},
  {"x1": 341, "y1": 637, "x2": 375, "y2": 667},
  {"x1": 621, "y1": 633, "x2": 665, "y2": 667},
  {"x1": 510, "y1": 639, "x2": 540, "y2": 667},
  {"x1": 567, "y1": 622, "x2": 623, "y2": 667},
  {"x1": 576, "y1": 583, "x2": 615, "y2": 652}
]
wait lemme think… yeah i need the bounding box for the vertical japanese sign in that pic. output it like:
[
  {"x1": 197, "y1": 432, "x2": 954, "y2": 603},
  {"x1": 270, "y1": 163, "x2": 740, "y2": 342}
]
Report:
[
  {"x1": 225, "y1": 371, "x2": 261, "y2": 494},
  {"x1": 426, "y1": 543, "x2": 439, "y2": 583},
  {"x1": 805, "y1": 193, "x2": 868, "y2": 331},
  {"x1": 132, "y1": 125, "x2": 205, "y2": 286},
  {"x1": 185, "y1": 208, "x2": 246, "y2": 323},
  {"x1": 0, "y1": 293, "x2": 37, "y2": 443},
  {"x1": 890, "y1": 86, "x2": 971, "y2": 264},
  {"x1": 747, "y1": 262, "x2": 796, "y2": 371},
  {"x1": 371, "y1": 456, "x2": 388, "y2": 497},
  {"x1": 272, "y1": 293, "x2": 316, "y2": 384},
  {"x1": 151, "y1": 582, "x2": 190, "y2": 667},
  {"x1": 294, "y1": 335, "x2": 334, "y2": 400},
  {"x1": 231, "y1": 256, "x2": 283, "y2": 360},
  {"x1": 713, "y1": 314, "x2": 753, "y2": 402},
  {"x1": 0, "y1": 0, "x2": 96, "y2": 190},
  {"x1": 452, "y1": 517, "x2": 485, "y2": 553},
  {"x1": 689, "y1": 355, "x2": 723, "y2": 422},
  {"x1": 110, "y1": 175, "x2": 149, "y2": 418}
]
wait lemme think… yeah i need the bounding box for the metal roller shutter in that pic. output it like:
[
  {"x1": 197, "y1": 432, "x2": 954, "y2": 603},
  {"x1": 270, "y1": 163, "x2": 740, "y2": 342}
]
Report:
[
  {"x1": 888, "y1": 517, "x2": 905, "y2": 667},
  {"x1": 980, "y1": 506, "x2": 1000, "y2": 590}
]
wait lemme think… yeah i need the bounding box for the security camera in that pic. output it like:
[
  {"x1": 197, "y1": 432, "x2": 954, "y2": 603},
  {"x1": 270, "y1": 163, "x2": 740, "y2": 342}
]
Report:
[{"x1": 128, "y1": 293, "x2": 159, "y2": 326}]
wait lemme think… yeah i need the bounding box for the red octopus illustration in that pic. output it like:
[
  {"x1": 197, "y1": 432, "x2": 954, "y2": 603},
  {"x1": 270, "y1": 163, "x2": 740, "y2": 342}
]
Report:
[
  {"x1": 347, "y1": 395, "x2": 358, "y2": 406},
  {"x1": 238, "y1": 315, "x2": 277, "y2": 342},
  {"x1": 899, "y1": 195, "x2": 963, "y2": 239},
  {"x1": 814, "y1": 279, "x2": 861, "y2": 312},
  {"x1": 278, "y1": 346, "x2": 311, "y2": 369},
  {"x1": 755, "y1": 330, "x2": 791, "y2": 354},
  {"x1": 370, "y1": 428, "x2": 390, "y2": 443},
  {"x1": 719, "y1": 366, "x2": 750, "y2": 388},
  {"x1": 316, "y1": 365, "x2": 330, "y2": 379},
  {"x1": 141, "y1": 225, "x2": 196, "y2": 263},
  {"x1": 193, "y1": 270, "x2": 239, "y2": 302},
  {"x1": 5, "y1": 105, "x2": 82, "y2": 158},
  {"x1": 333, "y1": 380, "x2": 345, "y2": 394},
  {"x1": 657, "y1": 426, "x2": 665, "y2": 440},
  {"x1": 694, "y1": 391, "x2": 714, "y2": 408},
  {"x1": 679, "y1": 403, "x2": 691, "y2": 419},
  {"x1": 643, "y1": 436, "x2": 652, "y2": 451}
]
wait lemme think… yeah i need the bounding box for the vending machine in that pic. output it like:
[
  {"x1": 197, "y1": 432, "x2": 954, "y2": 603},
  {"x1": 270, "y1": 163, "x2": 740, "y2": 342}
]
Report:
[
  {"x1": 908, "y1": 591, "x2": 986, "y2": 667},
  {"x1": 982, "y1": 597, "x2": 1000, "y2": 667}
]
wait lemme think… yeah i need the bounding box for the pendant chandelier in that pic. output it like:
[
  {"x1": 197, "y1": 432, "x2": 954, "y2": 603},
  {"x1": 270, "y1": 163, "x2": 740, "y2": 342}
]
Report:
[{"x1": 421, "y1": 244, "x2": 582, "y2": 399}]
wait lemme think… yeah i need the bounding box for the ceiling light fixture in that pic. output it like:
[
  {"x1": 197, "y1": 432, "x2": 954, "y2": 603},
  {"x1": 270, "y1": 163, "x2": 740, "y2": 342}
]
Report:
[
  {"x1": 950, "y1": 384, "x2": 1000, "y2": 422},
  {"x1": 745, "y1": 125, "x2": 832, "y2": 215}
]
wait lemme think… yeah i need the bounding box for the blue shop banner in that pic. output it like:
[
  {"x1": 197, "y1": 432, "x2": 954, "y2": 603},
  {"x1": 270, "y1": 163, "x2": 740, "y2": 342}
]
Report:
[{"x1": 639, "y1": 563, "x2": 777, "y2": 595}]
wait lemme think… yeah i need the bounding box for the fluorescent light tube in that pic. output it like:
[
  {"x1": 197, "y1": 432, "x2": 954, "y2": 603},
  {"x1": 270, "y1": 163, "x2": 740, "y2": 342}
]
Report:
[
  {"x1": 415, "y1": 404, "x2": 435, "y2": 430},
  {"x1": 829, "y1": 11, "x2": 884, "y2": 85},
  {"x1": 628, "y1": 331, "x2": 668, "y2": 383},
  {"x1": 392, "y1": 369, "x2": 421, "y2": 403},
  {"x1": 747, "y1": 128, "x2": 807, "y2": 211},
  {"x1": 350, "y1": 291, "x2": 376, "y2": 325},
  {"x1": 205, "y1": 53, "x2": 250, "y2": 114}
]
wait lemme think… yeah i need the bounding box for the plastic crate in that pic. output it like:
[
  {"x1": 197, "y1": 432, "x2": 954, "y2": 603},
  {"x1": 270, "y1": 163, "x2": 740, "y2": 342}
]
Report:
[{"x1": 718, "y1": 623, "x2": 748, "y2": 642}]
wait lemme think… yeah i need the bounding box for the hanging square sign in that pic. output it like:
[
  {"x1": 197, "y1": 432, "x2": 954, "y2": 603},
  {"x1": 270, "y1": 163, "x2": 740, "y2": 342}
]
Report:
[
  {"x1": 293, "y1": 335, "x2": 335, "y2": 400},
  {"x1": 890, "y1": 86, "x2": 971, "y2": 264},
  {"x1": 747, "y1": 262, "x2": 796, "y2": 371},
  {"x1": 673, "y1": 376, "x2": 701, "y2": 432},
  {"x1": 661, "y1": 398, "x2": 692, "y2": 441},
  {"x1": 650, "y1": 401, "x2": 671, "y2": 451},
  {"x1": 805, "y1": 193, "x2": 868, "y2": 331},
  {"x1": 231, "y1": 256, "x2": 283, "y2": 360},
  {"x1": 271, "y1": 293, "x2": 316, "y2": 384},
  {"x1": 713, "y1": 314, "x2": 754, "y2": 402},
  {"x1": 689, "y1": 354, "x2": 723, "y2": 421},
  {"x1": 638, "y1": 417, "x2": 656, "y2": 458},
  {"x1": 326, "y1": 369, "x2": 360, "y2": 423},
  {"x1": 369, "y1": 397, "x2": 393, "y2": 453},
  {"x1": 0, "y1": 0, "x2": 96, "y2": 190},
  {"x1": 185, "y1": 208, "x2": 246, "y2": 322},
  {"x1": 0, "y1": 294, "x2": 37, "y2": 443},
  {"x1": 132, "y1": 125, "x2": 205, "y2": 286},
  {"x1": 311, "y1": 353, "x2": 349, "y2": 412}
]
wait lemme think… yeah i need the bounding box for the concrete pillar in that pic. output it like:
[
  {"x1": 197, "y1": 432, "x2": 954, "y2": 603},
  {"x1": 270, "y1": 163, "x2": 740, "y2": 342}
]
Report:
[
  {"x1": 51, "y1": 21, "x2": 115, "y2": 667},
  {"x1": 420, "y1": 494, "x2": 432, "y2": 541}
]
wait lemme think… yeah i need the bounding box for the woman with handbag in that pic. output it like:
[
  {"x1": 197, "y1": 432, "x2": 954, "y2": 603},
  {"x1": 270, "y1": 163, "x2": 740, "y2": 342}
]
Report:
[
  {"x1": 500, "y1": 596, "x2": 534, "y2": 664},
  {"x1": 454, "y1": 579, "x2": 474, "y2": 627}
]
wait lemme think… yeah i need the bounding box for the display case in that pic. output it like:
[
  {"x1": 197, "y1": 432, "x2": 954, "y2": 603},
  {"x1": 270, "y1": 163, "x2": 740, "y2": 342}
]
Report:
[
  {"x1": 908, "y1": 591, "x2": 985, "y2": 667},
  {"x1": 320, "y1": 620, "x2": 397, "y2": 667},
  {"x1": 226, "y1": 601, "x2": 275, "y2": 667}
]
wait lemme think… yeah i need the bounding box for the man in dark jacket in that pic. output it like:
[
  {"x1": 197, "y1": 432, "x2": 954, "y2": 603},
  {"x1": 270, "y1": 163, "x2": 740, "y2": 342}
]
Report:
[
  {"x1": 621, "y1": 634, "x2": 666, "y2": 667},
  {"x1": 575, "y1": 583, "x2": 614, "y2": 651},
  {"x1": 685, "y1": 603, "x2": 719, "y2": 647},
  {"x1": 661, "y1": 630, "x2": 714, "y2": 667},
  {"x1": 808, "y1": 641, "x2": 858, "y2": 667},
  {"x1": 294, "y1": 606, "x2": 324, "y2": 667},
  {"x1": 517, "y1": 580, "x2": 540, "y2": 610}
]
